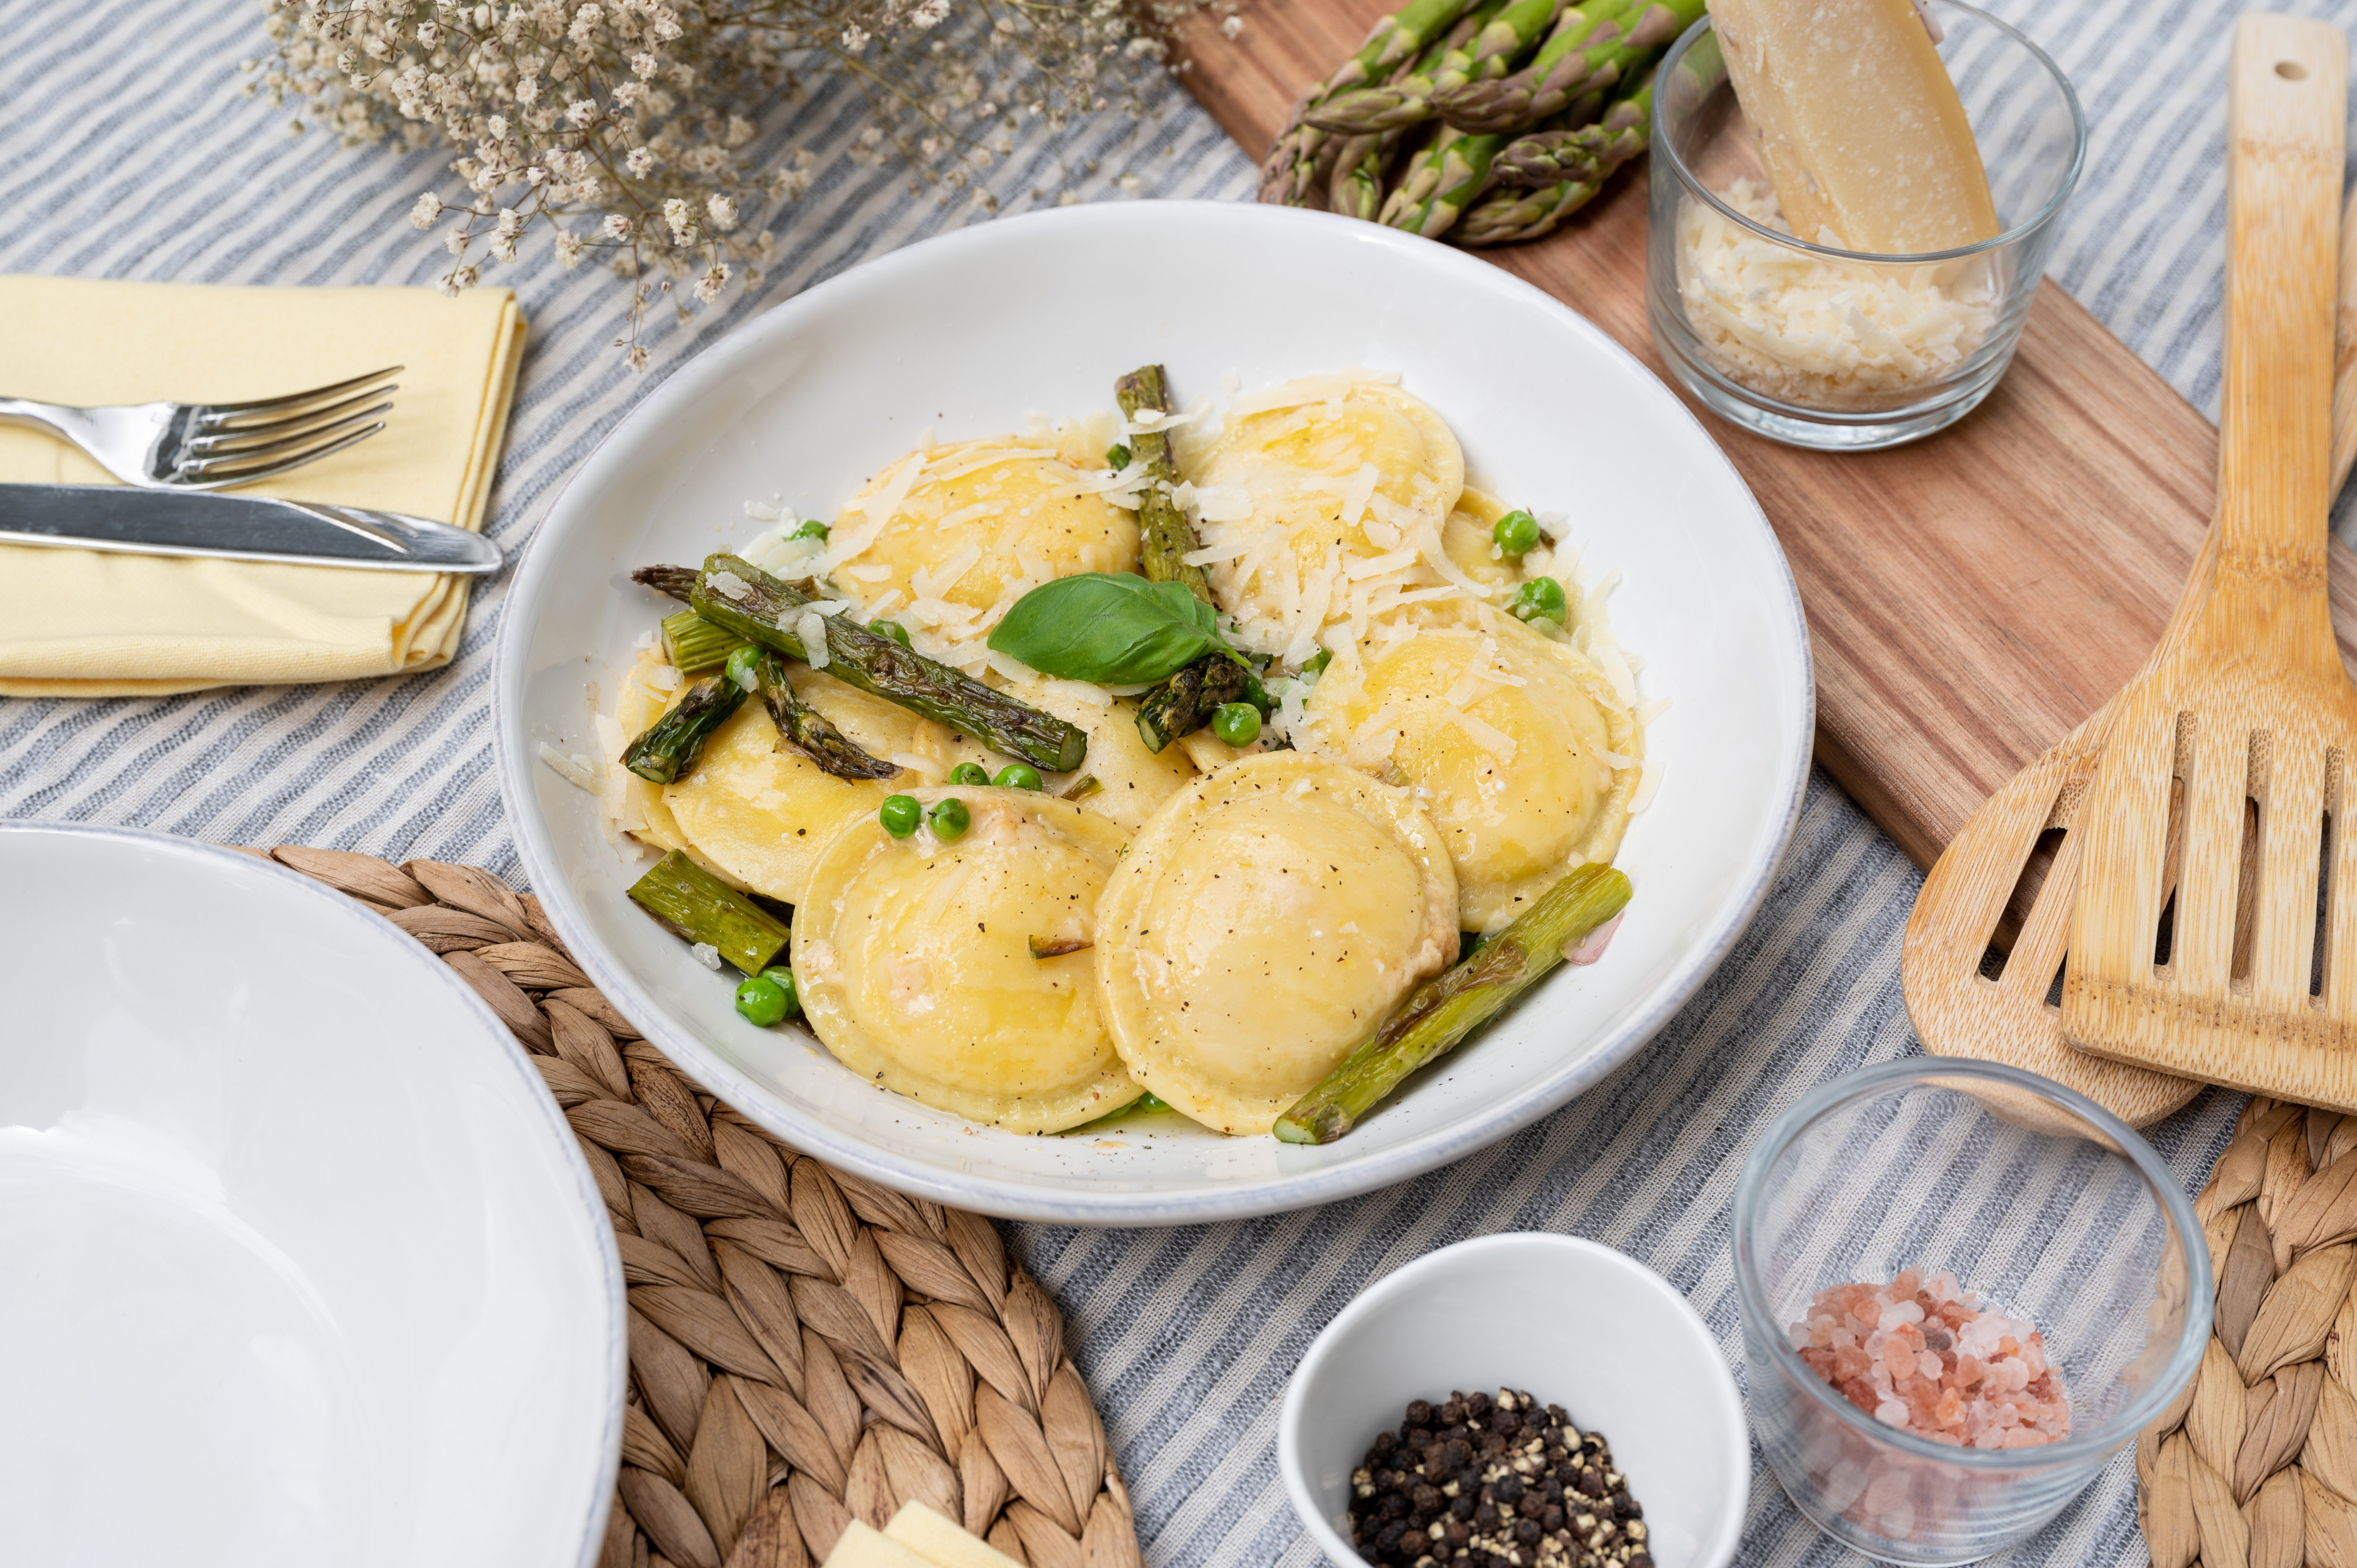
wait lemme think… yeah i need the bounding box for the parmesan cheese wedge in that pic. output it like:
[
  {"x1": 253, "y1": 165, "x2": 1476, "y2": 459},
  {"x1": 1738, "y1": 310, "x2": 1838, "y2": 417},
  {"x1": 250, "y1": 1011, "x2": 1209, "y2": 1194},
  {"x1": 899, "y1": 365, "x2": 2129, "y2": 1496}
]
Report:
[
  {"x1": 1710, "y1": 0, "x2": 2000, "y2": 254},
  {"x1": 881, "y1": 1503, "x2": 1027, "y2": 1568},
  {"x1": 822, "y1": 1521, "x2": 941, "y2": 1568}
]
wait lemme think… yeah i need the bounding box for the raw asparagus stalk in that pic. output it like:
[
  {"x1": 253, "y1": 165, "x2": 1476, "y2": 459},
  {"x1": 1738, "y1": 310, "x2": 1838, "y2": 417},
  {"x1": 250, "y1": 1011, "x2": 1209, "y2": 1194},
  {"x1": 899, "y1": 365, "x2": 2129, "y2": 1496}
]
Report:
[
  {"x1": 1457, "y1": 73, "x2": 1652, "y2": 242},
  {"x1": 620, "y1": 674, "x2": 747, "y2": 784},
  {"x1": 1272, "y1": 862, "x2": 1631, "y2": 1144},
  {"x1": 684, "y1": 554, "x2": 1089, "y2": 773},
  {"x1": 1259, "y1": 0, "x2": 1480, "y2": 204},
  {"x1": 1328, "y1": 131, "x2": 1397, "y2": 221},
  {"x1": 628, "y1": 850, "x2": 793, "y2": 976},
  {"x1": 1114, "y1": 364, "x2": 1214, "y2": 607},
  {"x1": 752, "y1": 650, "x2": 898, "y2": 780},
  {"x1": 662, "y1": 609, "x2": 746, "y2": 673},
  {"x1": 1432, "y1": 0, "x2": 1692, "y2": 134},
  {"x1": 1380, "y1": 127, "x2": 1514, "y2": 239},
  {"x1": 1134, "y1": 653, "x2": 1251, "y2": 754},
  {"x1": 1490, "y1": 68, "x2": 1651, "y2": 187},
  {"x1": 1306, "y1": 0, "x2": 1561, "y2": 133}
]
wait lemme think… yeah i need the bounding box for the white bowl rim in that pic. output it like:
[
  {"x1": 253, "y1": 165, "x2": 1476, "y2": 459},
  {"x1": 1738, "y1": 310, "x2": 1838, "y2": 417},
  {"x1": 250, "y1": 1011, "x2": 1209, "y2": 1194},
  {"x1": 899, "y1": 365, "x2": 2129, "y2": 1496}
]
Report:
[
  {"x1": 1276, "y1": 1231, "x2": 1750, "y2": 1568},
  {"x1": 493, "y1": 197, "x2": 1815, "y2": 1226},
  {"x1": 0, "y1": 819, "x2": 629, "y2": 1568}
]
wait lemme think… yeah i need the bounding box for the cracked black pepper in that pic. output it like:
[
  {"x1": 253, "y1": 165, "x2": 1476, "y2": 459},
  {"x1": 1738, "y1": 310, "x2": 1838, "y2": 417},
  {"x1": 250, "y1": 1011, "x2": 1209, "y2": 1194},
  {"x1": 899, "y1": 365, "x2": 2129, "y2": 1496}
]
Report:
[{"x1": 1348, "y1": 1388, "x2": 1652, "y2": 1568}]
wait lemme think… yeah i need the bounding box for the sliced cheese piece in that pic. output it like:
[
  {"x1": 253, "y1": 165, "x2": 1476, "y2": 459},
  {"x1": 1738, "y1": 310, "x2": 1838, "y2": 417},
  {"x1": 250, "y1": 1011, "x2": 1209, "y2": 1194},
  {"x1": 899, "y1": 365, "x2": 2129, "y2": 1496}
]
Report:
[
  {"x1": 1710, "y1": 0, "x2": 1999, "y2": 254},
  {"x1": 823, "y1": 1520, "x2": 942, "y2": 1568},
  {"x1": 882, "y1": 1502, "x2": 1026, "y2": 1568}
]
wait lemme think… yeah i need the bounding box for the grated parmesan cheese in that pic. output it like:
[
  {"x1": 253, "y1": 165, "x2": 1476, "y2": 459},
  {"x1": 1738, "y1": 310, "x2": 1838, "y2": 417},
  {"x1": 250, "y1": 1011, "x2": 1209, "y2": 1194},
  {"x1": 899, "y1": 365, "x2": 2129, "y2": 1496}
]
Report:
[
  {"x1": 1677, "y1": 180, "x2": 1997, "y2": 411},
  {"x1": 690, "y1": 943, "x2": 723, "y2": 971},
  {"x1": 539, "y1": 742, "x2": 603, "y2": 793},
  {"x1": 797, "y1": 610, "x2": 830, "y2": 669}
]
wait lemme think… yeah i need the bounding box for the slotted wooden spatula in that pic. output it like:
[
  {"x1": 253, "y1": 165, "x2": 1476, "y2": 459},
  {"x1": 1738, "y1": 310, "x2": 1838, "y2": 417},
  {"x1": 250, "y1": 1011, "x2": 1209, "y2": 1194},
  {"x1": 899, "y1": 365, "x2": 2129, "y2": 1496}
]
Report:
[
  {"x1": 1902, "y1": 171, "x2": 2357, "y2": 1126},
  {"x1": 2062, "y1": 15, "x2": 2357, "y2": 1103}
]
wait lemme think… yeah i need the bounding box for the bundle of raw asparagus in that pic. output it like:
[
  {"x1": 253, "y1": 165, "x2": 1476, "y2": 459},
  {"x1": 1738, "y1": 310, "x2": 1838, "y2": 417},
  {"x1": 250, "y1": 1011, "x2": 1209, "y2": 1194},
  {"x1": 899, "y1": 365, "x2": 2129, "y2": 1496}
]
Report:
[{"x1": 1259, "y1": 0, "x2": 1702, "y2": 245}]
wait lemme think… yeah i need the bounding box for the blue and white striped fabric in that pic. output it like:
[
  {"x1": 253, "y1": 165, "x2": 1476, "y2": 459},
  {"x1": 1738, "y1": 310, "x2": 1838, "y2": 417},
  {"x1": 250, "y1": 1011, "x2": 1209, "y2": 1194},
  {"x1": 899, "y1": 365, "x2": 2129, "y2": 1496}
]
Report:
[{"x1": 2, "y1": 2, "x2": 2349, "y2": 1562}]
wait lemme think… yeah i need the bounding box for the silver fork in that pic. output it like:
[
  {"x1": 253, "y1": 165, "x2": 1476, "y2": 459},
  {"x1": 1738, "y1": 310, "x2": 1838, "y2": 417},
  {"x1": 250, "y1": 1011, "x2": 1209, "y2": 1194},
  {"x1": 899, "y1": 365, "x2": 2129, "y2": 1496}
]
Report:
[{"x1": 0, "y1": 366, "x2": 402, "y2": 491}]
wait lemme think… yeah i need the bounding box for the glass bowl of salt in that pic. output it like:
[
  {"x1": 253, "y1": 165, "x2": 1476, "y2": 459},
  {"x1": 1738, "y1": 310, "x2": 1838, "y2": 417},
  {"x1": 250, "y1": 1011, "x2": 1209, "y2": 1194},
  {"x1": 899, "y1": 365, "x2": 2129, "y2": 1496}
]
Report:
[
  {"x1": 1646, "y1": 1, "x2": 2086, "y2": 451},
  {"x1": 1732, "y1": 1058, "x2": 2209, "y2": 1563}
]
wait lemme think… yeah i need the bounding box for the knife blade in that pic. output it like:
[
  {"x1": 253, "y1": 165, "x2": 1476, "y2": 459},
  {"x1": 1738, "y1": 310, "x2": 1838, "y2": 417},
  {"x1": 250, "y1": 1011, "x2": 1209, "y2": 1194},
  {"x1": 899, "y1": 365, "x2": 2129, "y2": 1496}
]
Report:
[{"x1": 0, "y1": 483, "x2": 502, "y2": 575}]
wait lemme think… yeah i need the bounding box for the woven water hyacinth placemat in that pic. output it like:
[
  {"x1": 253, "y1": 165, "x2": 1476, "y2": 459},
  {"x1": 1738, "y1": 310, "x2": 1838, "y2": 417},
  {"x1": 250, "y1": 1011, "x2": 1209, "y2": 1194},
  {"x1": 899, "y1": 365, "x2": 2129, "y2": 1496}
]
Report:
[
  {"x1": 247, "y1": 845, "x2": 1145, "y2": 1568},
  {"x1": 2140, "y1": 1097, "x2": 2357, "y2": 1568}
]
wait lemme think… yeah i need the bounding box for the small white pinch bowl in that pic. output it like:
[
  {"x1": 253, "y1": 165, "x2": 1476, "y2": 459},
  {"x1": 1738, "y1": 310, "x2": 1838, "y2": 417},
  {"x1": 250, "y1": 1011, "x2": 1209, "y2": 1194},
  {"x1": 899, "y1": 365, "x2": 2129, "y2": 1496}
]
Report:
[
  {"x1": 1280, "y1": 1233, "x2": 1748, "y2": 1568},
  {"x1": 0, "y1": 823, "x2": 624, "y2": 1568},
  {"x1": 496, "y1": 198, "x2": 1813, "y2": 1225}
]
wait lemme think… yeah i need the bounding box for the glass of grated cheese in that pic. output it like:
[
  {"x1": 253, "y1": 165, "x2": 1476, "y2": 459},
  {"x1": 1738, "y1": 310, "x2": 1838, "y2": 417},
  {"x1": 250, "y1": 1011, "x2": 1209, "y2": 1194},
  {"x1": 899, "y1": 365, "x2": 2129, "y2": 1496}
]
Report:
[
  {"x1": 1732, "y1": 1058, "x2": 2207, "y2": 1563},
  {"x1": 1645, "y1": 2, "x2": 2085, "y2": 451}
]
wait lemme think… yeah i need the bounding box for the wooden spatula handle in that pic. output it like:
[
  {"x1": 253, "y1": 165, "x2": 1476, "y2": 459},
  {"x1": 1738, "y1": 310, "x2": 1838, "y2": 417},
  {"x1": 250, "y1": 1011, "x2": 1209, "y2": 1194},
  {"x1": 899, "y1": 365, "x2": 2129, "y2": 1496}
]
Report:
[{"x1": 2217, "y1": 16, "x2": 2347, "y2": 570}]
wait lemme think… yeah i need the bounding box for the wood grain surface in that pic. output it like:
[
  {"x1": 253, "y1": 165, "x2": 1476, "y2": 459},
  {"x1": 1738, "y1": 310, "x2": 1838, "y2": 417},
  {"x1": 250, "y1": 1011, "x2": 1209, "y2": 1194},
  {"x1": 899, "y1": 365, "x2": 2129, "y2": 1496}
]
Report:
[{"x1": 1173, "y1": 0, "x2": 2357, "y2": 871}]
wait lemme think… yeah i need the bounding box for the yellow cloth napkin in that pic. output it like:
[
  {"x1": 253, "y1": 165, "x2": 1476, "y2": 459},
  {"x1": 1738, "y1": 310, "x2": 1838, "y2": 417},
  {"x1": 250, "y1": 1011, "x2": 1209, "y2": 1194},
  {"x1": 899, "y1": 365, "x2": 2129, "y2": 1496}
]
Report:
[{"x1": 0, "y1": 277, "x2": 526, "y2": 697}]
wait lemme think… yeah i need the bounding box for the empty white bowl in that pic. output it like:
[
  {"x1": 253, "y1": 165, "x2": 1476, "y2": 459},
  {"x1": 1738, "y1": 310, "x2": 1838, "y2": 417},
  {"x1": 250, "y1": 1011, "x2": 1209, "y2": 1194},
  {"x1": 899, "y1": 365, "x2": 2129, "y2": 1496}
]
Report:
[
  {"x1": 1279, "y1": 1233, "x2": 1747, "y2": 1568},
  {"x1": 0, "y1": 824, "x2": 625, "y2": 1568}
]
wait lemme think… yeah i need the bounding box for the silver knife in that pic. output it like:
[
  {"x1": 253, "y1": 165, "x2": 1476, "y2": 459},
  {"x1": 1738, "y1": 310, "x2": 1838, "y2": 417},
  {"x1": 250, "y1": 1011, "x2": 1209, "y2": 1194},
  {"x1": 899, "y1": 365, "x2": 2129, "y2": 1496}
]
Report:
[{"x1": 0, "y1": 483, "x2": 502, "y2": 575}]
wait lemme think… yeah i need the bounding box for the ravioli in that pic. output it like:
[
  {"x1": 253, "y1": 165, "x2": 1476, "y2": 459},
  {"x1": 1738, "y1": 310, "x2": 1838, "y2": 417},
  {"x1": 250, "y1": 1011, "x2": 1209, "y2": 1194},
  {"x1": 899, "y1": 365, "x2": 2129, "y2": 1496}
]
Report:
[
  {"x1": 1192, "y1": 380, "x2": 1467, "y2": 653},
  {"x1": 1095, "y1": 754, "x2": 1458, "y2": 1135},
  {"x1": 1440, "y1": 487, "x2": 1521, "y2": 591},
  {"x1": 662, "y1": 668, "x2": 954, "y2": 906},
  {"x1": 1305, "y1": 609, "x2": 1641, "y2": 931},
  {"x1": 830, "y1": 438, "x2": 1140, "y2": 625},
  {"x1": 793, "y1": 789, "x2": 1141, "y2": 1132}
]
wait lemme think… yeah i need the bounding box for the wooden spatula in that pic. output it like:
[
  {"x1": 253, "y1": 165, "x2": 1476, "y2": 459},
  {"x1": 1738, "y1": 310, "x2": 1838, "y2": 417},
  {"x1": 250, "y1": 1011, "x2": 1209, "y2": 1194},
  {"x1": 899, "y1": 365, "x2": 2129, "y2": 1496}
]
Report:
[
  {"x1": 2060, "y1": 15, "x2": 2355, "y2": 1103},
  {"x1": 1903, "y1": 168, "x2": 2357, "y2": 1127}
]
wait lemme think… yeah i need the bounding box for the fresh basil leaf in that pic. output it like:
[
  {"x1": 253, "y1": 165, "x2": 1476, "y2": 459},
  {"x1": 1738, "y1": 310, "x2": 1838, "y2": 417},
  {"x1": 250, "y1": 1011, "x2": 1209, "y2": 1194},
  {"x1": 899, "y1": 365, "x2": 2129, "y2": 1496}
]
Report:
[{"x1": 987, "y1": 572, "x2": 1229, "y2": 684}]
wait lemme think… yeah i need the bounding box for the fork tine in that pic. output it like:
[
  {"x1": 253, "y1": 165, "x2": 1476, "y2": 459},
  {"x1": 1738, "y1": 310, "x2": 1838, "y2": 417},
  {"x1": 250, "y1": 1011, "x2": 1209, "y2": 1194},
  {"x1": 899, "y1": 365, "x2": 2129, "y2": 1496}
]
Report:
[
  {"x1": 185, "y1": 400, "x2": 394, "y2": 459},
  {"x1": 178, "y1": 421, "x2": 387, "y2": 484},
  {"x1": 196, "y1": 365, "x2": 405, "y2": 421},
  {"x1": 192, "y1": 387, "x2": 398, "y2": 447}
]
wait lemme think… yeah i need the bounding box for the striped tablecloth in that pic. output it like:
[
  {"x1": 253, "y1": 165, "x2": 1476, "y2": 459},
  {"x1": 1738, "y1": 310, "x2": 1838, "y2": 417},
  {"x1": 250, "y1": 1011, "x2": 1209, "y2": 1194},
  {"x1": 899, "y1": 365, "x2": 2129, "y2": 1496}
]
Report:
[{"x1": 6, "y1": 1, "x2": 2353, "y2": 1561}]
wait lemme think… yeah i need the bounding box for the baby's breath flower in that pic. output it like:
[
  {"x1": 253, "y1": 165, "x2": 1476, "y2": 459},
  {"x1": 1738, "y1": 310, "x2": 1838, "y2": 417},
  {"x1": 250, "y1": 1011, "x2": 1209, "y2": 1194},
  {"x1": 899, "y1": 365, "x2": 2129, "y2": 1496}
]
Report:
[{"x1": 263, "y1": 0, "x2": 1196, "y2": 366}]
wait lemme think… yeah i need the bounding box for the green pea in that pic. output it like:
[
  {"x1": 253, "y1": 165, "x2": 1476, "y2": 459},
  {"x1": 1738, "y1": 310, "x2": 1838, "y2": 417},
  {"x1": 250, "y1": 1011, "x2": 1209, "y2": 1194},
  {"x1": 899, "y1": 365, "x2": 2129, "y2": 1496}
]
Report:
[
  {"x1": 994, "y1": 764, "x2": 1044, "y2": 791},
  {"x1": 1106, "y1": 443, "x2": 1133, "y2": 470},
  {"x1": 723, "y1": 644, "x2": 762, "y2": 690},
  {"x1": 948, "y1": 762, "x2": 992, "y2": 787},
  {"x1": 872, "y1": 620, "x2": 913, "y2": 650},
  {"x1": 1512, "y1": 576, "x2": 1568, "y2": 627},
  {"x1": 760, "y1": 965, "x2": 801, "y2": 1020},
  {"x1": 931, "y1": 797, "x2": 971, "y2": 841},
  {"x1": 879, "y1": 794, "x2": 921, "y2": 837},
  {"x1": 791, "y1": 519, "x2": 829, "y2": 541},
  {"x1": 1493, "y1": 510, "x2": 1541, "y2": 558},
  {"x1": 734, "y1": 973, "x2": 790, "y2": 1027},
  {"x1": 1212, "y1": 702, "x2": 1262, "y2": 747}
]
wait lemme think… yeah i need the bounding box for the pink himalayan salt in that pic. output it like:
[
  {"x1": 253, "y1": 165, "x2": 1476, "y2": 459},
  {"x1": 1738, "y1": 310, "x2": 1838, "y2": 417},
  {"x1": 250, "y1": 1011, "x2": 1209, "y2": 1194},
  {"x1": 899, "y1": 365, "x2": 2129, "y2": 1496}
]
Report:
[{"x1": 1786, "y1": 1268, "x2": 2071, "y2": 1450}]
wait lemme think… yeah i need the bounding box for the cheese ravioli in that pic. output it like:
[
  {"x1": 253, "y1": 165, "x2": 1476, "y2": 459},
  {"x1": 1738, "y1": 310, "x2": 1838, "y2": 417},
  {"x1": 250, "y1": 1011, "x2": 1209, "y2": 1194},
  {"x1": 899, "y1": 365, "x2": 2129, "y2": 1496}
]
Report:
[
  {"x1": 1095, "y1": 754, "x2": 1458, "y2": 1135},
  {"x1": 1305, "y1": 609, "x2": 1641, "y2": 931},
  {"x1": 830, "y1": 438, "x2": 1140, "y2": 627},
  {"x1": 662, "y1": 669, "x2": 952, "y2": 906},
  {"x1": 793, "y1": 789, "x2": 1141, "y2": 1133}
]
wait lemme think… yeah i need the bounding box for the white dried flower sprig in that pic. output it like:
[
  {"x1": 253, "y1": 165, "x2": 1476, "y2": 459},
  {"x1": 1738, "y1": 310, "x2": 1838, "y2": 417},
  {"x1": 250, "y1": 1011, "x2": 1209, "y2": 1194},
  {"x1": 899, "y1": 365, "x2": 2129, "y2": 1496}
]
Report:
[{"x1": 249, "y1": 0, "x2": 1206, "y2": 366}]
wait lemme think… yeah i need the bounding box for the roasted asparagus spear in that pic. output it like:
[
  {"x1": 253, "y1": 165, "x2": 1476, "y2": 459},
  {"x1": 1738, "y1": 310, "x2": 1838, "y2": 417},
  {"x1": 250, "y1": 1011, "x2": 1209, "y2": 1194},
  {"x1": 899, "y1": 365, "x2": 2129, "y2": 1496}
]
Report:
[
  {"x1": 1273, "y1": 862, "x2": 1631, "y2": 1144},
  {"x1": 751, "y1": 650, "x2": 898, "y2": 780},
  {"x1": 1458, "y1": 72, "x2": 1655, "y2": 243},
  {"x1": 1134, "y1": 652, "x2": 1253, "y2": 753},
  {"x1": 1433, "y1": 0, "x2": 1694, "y2": 134},
  {"x1": 628, "y1": 850, "x2": 793, "y2": 975},
  {"x1": 1115, "y1": 364, "x2": 1214, "y2": 607},
  {"x1": 660, "y1": 608, "x2": 746, "y2": 673},
  {"x1": 679, "y1": 554, "x2": 1090, "y2": 773},
  {"x1": 1381, "y1": 127, "x2": 1516, "y2": 239},
  {"x1": 620, "y1": 674, "x2": 746, "y2": 784}
]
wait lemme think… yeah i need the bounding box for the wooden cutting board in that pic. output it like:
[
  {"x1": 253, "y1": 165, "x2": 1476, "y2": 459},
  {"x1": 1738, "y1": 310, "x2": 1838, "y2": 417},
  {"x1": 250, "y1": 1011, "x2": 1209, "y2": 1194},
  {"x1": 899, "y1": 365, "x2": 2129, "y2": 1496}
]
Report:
[{"x1": 1173, "y1": 0, "x2": 2357, "y2": 871}]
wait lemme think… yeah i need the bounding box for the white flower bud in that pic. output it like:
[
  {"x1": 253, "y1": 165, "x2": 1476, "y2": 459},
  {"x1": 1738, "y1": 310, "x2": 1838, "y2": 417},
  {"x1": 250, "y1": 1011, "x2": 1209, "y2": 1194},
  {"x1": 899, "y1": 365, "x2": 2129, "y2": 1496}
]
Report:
[
  {"x1": 443, "y1": 223, "x2": 471, "y2": 254},
  {"x1": 555, "y1": 230, "x2": 586, "y2": 268},
  {"x1": 496, "y1": 206, "x2": 524, "y2": 238},
  {"x1": 705, "y1": 193, "x2": 736, "y2": 231},
  {"x1": 410, "y1": 192, "x2": 445, "y2": 228},
  {"x1": 692, "y1": 262, "x2": 730, "y2": 304},
  {"x1": 602, "y1": 213, "x2": 632, "y2": 241},
  {"x1": 565, "y1": 98, "x2": 596, "y2": 125}
]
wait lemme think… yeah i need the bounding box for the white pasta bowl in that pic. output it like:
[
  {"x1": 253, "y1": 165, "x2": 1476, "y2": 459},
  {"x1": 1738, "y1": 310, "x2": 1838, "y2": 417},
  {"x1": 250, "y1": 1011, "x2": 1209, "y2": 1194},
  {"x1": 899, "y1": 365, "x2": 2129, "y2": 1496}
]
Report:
[
  {"x1": 495, "y1": 198, "x2": 1811, "y2": 1225},
  {"x1": 0, "y1": 823, "x2": 624, "y2": 1568}
]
